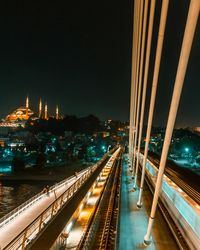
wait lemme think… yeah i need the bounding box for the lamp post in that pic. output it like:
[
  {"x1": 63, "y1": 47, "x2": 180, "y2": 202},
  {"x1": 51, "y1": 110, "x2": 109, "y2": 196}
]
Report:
[
  {"x1": 184, "y1": 147, "x2": 190, "y2": 162},
  {"x1": 184, "y1": 147, "x2": 189, "y2": 153},
  {"x1": 107, "y1": 145, "x2": 111, "y2": 153}
]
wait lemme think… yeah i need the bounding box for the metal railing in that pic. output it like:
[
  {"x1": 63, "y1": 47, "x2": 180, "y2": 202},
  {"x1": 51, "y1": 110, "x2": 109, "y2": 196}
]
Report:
[
  {"x1": 138, "y1": 153, "x2": 200, "y2": 250},
  {"x1": 0, "y1": 148, "x2": 115, "y2": 230},
  {"x1": 0, "y1": 175, "x2": 74, "y2": 229},
  {"x1": 4, "y1": 172, "x2": 88, "y2": 250},
  {"x1": 2, "y1": 149, "x2": 116, "y2": 250},
  {"x1": 77, "y1": 148, "x2": 121, "y2": 249}
]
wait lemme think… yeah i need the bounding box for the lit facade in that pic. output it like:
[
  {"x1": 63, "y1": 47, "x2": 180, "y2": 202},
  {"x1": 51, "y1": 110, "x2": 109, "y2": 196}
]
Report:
[
  {"x1": 6, "y1": 106, "x2": 35, "y2": 121},
  {"x1": 4, "y1": 96, "x2": 60, "y2": 122}
]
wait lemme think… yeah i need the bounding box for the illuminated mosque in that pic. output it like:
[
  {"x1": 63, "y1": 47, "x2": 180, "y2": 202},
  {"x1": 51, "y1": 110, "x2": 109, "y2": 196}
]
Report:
[{"x1": 5, "y1": 96, "x2": 60, "y2": 122}]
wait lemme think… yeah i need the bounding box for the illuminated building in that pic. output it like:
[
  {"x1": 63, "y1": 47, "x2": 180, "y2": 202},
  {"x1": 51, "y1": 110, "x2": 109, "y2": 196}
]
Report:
[
  {"x1": 26, "y1": 96, "x2": 29, "y2": 119},
  {"x1": 44, "y1": 103, "x2": 48, "y2": 120},
  {"x1": 6, "y1": 96, "x2": 35, "y2": 122},
  {"x1": 5, "y1": 96, "x2": 35, "y2": 122},
  {"x1": 39, "y1": 98, "x2": 42, "y2": 118},
  {"x1": 56, "y1": 105, "x2": 59, "y2": 120},
  {"x1": 3, "y1": 96, "x2": 61, "y2": 123}
]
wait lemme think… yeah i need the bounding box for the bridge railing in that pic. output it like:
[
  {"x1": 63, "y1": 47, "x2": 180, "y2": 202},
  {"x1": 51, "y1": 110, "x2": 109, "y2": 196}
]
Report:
[
  {"x1": 139, "y1": 153, "x2": 200, "y2": 249},
  {"x1": 76, "y1": 148, "x2": 121, "y2": 249},
  {"x1": 3, "y1": 149, "x2": 116, "y2": 250},
  {"x1": 4, "y1": 173, "x2": 89, "y2": 250},
  {"x1": 0, "y1": 147, "x2": 115, "y2": 230},
  {"x1": 0, "y1": 175, "x2": 75, "y2": 229}
]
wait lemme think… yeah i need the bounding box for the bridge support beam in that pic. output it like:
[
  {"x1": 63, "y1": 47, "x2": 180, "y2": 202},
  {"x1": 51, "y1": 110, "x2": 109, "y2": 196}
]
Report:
[
  {"x1": 131, "y1": 0, "x2": 141, "y2": 174},
  {"x1": 132, "y1": 0, "x2": 144, "y2": 178},
  {"x1": 133, "y1": 0, "x2": 156, "y2": 188},
  {"x1": 132, "y1": 0, "x2": 148, "y2": 187},
  {"x1": 144, "y1": 0, "x2": 200, "y2": 244},
  {"x1": 137, "y1": 0, "x2": 169, "y2": 207},
  {"x1": 129, "y1": 0, "x2": 138, "y2": 158}
]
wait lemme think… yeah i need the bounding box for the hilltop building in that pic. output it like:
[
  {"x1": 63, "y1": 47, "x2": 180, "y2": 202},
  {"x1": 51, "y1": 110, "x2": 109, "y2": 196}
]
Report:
[
  {"x1": 5, "y1": 96, "x2": 60, "y2": 122},
  {"x1": 0, "y1": 96, "x2": 61, "y2": 134},
  {"x1": 6, "y1": 96, "x2": 36, "y2": 122}
]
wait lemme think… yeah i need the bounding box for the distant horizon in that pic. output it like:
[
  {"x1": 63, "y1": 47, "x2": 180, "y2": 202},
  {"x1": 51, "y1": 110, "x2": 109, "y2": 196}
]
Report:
[
  {"x1": 0, "y1": 1, "x2": 199, "y2": 128},
  {"x1": 1, "y1": 105, "x2": 200, "y2": 130},
  {"x1": 1, "y1": 95, "x2": 200, "y2": 128}
]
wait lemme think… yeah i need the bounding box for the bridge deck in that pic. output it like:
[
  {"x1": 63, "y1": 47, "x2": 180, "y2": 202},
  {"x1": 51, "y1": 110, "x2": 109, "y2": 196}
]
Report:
[
  {"x1": 118, "y1": 155, "x2": 179, "y2": 250},
  {"x1": 29, "y1": 158, "x2": 109, "y2": 250},
  {"x1": 0, "y1": 171, "x2": 86, "y2": 249}
]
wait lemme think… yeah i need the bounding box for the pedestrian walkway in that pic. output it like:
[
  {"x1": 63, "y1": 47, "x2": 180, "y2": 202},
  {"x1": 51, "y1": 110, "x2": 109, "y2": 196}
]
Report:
[
  {"x1": 51, "y1": 173, "x2": 110, "y2": 249},
  {"x1": 0, "y1": 171, "x2": 86, "y2": 249},
  {"x1": 118, "y1": 156, "x2": 179, "y2": 250},
  {"x1": 62, "y1": 181, "x2": 105, "y2": 249}
]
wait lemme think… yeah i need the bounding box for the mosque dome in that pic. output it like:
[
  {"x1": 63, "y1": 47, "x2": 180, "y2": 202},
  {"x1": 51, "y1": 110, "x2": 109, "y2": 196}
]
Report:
[
  {"x1": 6, "y1": 106, "x2": 35, "y2": 121},
  {"x1": 4, "y1": 96, "x2": 59, "y2": 122}
]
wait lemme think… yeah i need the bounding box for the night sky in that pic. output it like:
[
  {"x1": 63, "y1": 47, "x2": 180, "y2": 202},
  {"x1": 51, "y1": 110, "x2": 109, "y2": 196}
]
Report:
[{"x1": 0, "y1": 0, "x2": 199, "y2": 127}]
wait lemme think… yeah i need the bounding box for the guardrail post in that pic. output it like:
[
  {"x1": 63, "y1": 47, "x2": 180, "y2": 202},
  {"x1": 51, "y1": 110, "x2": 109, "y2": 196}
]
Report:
[
  {"x1": 51, "y1": 202, "x2": 55, "y2": 218},
  {"x1": 21, "y1": 228, "x2": 28, "y2": 250},
  {"x1": 38, "y1": 213, "x2": 44, "y2": 232},
  {"x1": 60, "y1": 194, "x2": 64, "y2": 207},
  {"x1": 67, "y1": 189, "x2": 70, "y2": 199}
]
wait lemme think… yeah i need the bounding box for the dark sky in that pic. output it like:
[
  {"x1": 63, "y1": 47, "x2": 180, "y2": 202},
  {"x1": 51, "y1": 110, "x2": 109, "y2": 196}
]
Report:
[{"x1": 0, "y1": 0, "x2": 199, "y2": 127}]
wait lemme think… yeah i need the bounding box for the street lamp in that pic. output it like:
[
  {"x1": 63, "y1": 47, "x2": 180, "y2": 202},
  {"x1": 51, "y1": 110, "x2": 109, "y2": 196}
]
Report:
[
  {"x1": 107, "y1": 145, "x2": 111, "y2": 153},
  {"x1": 184, "y1": 147, "x2": 189, "y2": 153},
  {"x1": 184, "y1": 147, "x2": 190, "y2": 161}
]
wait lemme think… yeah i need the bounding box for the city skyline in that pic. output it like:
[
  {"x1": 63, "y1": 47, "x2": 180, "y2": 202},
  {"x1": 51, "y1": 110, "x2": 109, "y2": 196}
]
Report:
[
  {"x1": 0, "y1": 1, "x2": 199, "y2": 249},
  {"x1": 0, "y1": 95, "x2": 61, "y2": 121},
  {"x1": 0, "y1": 0, "x2": 199, "y2": 126}
]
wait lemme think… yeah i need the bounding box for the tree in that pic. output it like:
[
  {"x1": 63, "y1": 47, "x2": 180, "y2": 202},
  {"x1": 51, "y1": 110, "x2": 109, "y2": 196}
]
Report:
[
  {"x1": 12, "y1": 157, "x2": 25, "y2": 172},
  {"x1": 36, "y1": 153, "x2": 46, "y2": 168}
]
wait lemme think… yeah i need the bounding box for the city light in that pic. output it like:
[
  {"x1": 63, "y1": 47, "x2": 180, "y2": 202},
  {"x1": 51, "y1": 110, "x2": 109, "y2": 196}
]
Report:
[{"x1": 184, "y1": 147, "x2": 189, "y2": 153}]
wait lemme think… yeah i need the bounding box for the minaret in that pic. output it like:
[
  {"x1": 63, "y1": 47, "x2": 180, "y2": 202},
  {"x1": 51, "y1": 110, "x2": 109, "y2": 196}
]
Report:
[
  {"x1": 56, "y1": 105, "x2": 59, "y2": 120},
  {"x1": 44, "y1": 102, "x2": 48, "y2": 120},
  {"x1": 26, "y1": 96, "x2": 29, "y2": 119},
  {"x1": 39, "y1": 98, "x2": 42, "y2": 118}
]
